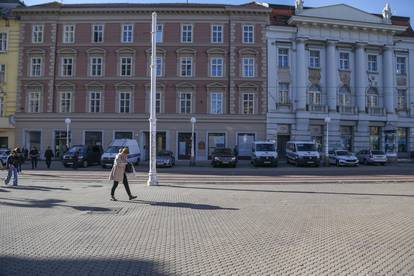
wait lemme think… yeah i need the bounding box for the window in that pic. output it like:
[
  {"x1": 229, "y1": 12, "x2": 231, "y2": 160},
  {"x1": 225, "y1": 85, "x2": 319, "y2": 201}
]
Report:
[
  {"x1": 61, "y1": 57, "x2": 73, "y2": 77},
  {"x1": 63, "y1": 25, "x2": 75, "y2": 43},
  {"x1": 396, "y1": 57, "x2": 407, "y2": 75},
  {"x1": 242, "y1": 57, "x2": 255, "y2": 77},
  {"x1": 397, "y1": 89, "x2": 407, "y2": 110},
  {"x1": 211, "y1": 57, "x2": 223, "y2": 77},
  {"x1": 368, "y1": 55, "x2": 377, "y2": 72},
  {"x1": 180, "y1": 57, "x2": 193, "y2": 77},
  {"x1": 59, "y1": 92, "x2": 72, "y2": 113},
  {"x1": 339, "y1": 52, "x2": 350, "y2": 70},
  {"x1": 242, "y1": 93, "x2": 254, "y2": 114},
  {"x1": 366, "y1": 87, "x2": 378, "y2": 108},
  {"x1": 0, "y1": 97, "x2": 4, "y2": 117},
  {"x1": 309, "y1": 50, "x2": 320, "y2": 68},
  {"x1": 115, "y1": 131, "x2": 133, "y2": 139},
  {"x1": 181, "y1": 24, "x2": 193, "y2": 43},
  {"x1": 242, "y1": 25, "x2": 254, "y2": 44},
  {"x1": 30, "y1": 57, "x2": 42, "y2": 77},
  {"x1": 0, "y1": 33, "x2": 7, "y2": 51},
  {"x1": 156, "y1": 24, "x2": 163, "y2": 43},
  {"x1": 210, "y1": 92, "x2": 223, "y2": 114},
  {"x1": 92, "y1": 24, "x2": 104, "y2": 43},
  {"x1": 32, "y1": 25, "x2": 44, "y2": 43},
  {"x1": 156, "y1": 56, "x2": 163, "y2": 77},
  {"x1": 0, "y1": 64, "x2": 5, "y2": 82},
  {"x1": 278, "y1": 48, "x2": 289, "y2": 68},
  {"x1": 120, "y1": 57, "x2": 132, "y2": 76},
  {"x1": 179, "y1": 92, "x2": 192, "y2": 114},
  {"x1": 119, "y1": 92, "x2": 131, "y2": 113},
  {"x1": 397, "y1": 128, "x2": 408, "y2": 152},
  {"x1": 156, "y1": 92, "x2": 161, "y2": 113},
  {"x1": 90, "y1": 57, "x2": 103, "y2": 77},
  {"x1": 122, "y1": 24, "x2": 133, "y2": 43},
  {"x1": 308, "y1": 84, "x2": 321, "y2": 105},
  {"x1": 28, "y1": 92, "x2": 40, "y2": 113},
  {"x1": 278, "y1": 83, "x2": 289, "y2": 104},
  {"x1": 89, "y1": 91, "x2": 102, "y2": 113},
  {"x1": 369, "y1": 127, "x2": 381, "y2": 150},
  {"x1": 211, "y1": 25, "x2": 223, "y2": 43},
  {"x1": 339, "y1": 86, "x2": 351, "y2": 106}
]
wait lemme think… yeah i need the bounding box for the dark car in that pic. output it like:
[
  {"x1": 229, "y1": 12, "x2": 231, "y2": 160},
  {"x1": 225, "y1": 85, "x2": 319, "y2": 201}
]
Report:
[
  {"x1": 156, "y1": 151, "x2": 175, "y2": 168},
  {"x1": 211, "y1": 148, "x2": 237, "y2": 168},
  {"x1": 62, "y1": 145, "x2": 103, "y2": 168}
]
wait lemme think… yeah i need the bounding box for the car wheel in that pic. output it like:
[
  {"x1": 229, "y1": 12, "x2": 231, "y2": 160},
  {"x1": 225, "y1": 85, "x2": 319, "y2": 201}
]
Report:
[
  {"x1": 83, "y1": 160, "x2": 88, "y2": 168},
  {"x1": 63, "y1": 164, "x2": 69, "y2": 168},
  {"x1": 273, "y1": 161, "x2": 278, "y2": 167},
  {"x1": 364, "y1": 159, "x2": 368, "y2": 165},
  {"x1": 336, "y1": 160, "x2": 340, "y2": 167},
  {"x1": 381, "y1": 163, "x2": 386, "y2": 166}
]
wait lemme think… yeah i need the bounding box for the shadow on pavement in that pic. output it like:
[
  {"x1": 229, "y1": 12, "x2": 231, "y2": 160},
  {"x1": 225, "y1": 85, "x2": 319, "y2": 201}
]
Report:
[
  {"x1": 123, "y1": 199, "x2": 239, "y2": 210},
  {"x1": 3, "y1": 185, "x2": 70, "y2": 191},
  {"x1": 0, "y1": 256, "x2": 167, "y2": 276},
  {"x1": 0, "y1": 188, "x2": 10, "y2": 192}
]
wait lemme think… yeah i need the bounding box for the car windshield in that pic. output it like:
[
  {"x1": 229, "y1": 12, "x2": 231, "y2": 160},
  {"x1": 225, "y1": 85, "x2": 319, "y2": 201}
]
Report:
[
  {"x1": 296, "y1": 143, "x2": 316, "y2": 151},
  {"x1": 336, "y1": 151, "x2": 351, "y2": 156},
  {"x1": 68, "y1": 146, "x2": 85, "y2": 154},
  {"x1": 158, "y1": 151, "x2": 171, "y2": 157},
  {"x1": 372, "y1": 150, "x2": 384, "y2": 155},
  {"x1": 256, "y1": 144, "x2": 275, "y2": 151},
  {"x1": 106, "y1": 146, "x2": 122, "y2": 154},
  {"x1": 214, "y1": 148, "x2": 233, "y2": 155}
]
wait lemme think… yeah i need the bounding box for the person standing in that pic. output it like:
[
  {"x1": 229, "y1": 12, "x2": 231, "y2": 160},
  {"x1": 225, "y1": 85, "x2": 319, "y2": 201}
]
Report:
[
  {"x1": 109, "y1": 148, "x2": 137, "y2": 201},
  {"x1": 29, "y1": 146, "x2": 39, "y2": 169},
  {"x1": 44, "y1": 146, "x2": 54, "y2": 169},
  {"x1": 4, "y1": 149, "x2": 18, "y2": 186},
  {"x1": 72, "y1": 150, "x2": 79, "y2": 170},
  {"x1": 15, "y1": 147, "x2": 23, "y2": 173}
]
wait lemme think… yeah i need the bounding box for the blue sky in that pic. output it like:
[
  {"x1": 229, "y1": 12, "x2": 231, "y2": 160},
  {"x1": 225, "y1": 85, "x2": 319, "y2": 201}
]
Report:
[{"x1": 23, "y1": 0, "x2": 414, "y2": 21}]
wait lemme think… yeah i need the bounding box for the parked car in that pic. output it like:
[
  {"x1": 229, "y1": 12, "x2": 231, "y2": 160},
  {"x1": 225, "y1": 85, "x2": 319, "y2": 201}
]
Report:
[
  {"x1": 211, "y1": 148, "x2": 237, "y2": 167},
  {"x1": 156, "y1": 151, "x2": 175, "y2": 168},
  {"x1": 328, "y1": 150, "x2": 359, "y2": 167},
  {"x1": 0, "y1": 148, "x2": 10, "y2": 166},
  {"x1": 62, "y1": 145, "x2": 103, "y2": 168},
  {"x1": 356, "y1": 150, "x2": 387, "y2": 165},
  {"x1": 286, "y1": 141, "x2": 321, "y2": 166},
  {"x1": 101, "y1": 139, "x2": 141, "y2": 168},
  {"x1": 251, "y1": 141, "x2": 278, "y2": 167}
]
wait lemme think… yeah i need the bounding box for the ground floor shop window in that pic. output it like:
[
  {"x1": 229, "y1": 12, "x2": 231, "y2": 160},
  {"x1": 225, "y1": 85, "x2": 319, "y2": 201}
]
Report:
[
  {"x1": 115, "y1": 131, "x2": 133, "y2": 139},
  {"x1": 0, "y1": 136, "x2": 8, "y2": 148},
  {"x1": 237, "y1": 133, "x2": 255, "y2": 157},
  {"x1": 143, "y1": 131, "x2": 166, "y2": 160},
  {"x1": 54, "y1": 130, "x2": 71, "y2": 158},
  {"x1": 178, "y1": 132, "x2": 196, "y2": 160},
  {"x1": 85, "y1": 131, "x2": 102, "y2": 147},
  {"x1": 208, "y1": 133, "x2": 225, "y2": 158},
  {"x1": 340, "y1": 126, "x2": 353, "y2": 151},
  {"x1": 369, "y1": 127, "x2": 381, "y2": 150},
  {"x1": 310, "y1": 125, "x2": 323, "y2": 152},
  {"x1": 397, "y1": 128, "x2": 408, "y2": 153},
  {"x1": 25, "y1": 130, "x2": 41, "y2": 152}
]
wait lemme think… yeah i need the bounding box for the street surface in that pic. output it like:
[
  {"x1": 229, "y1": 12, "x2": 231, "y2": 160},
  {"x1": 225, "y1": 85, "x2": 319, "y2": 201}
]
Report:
[{"x1": 1, "y1": 163, "x2": 414, "y2": 275}]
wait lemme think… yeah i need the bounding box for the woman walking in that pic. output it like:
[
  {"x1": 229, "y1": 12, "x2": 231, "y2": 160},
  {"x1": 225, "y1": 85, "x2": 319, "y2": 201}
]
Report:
[
  {"x1": 4, "y1": 149, "x2": 19, "y2": 186},
  {"x1": 109, "y1": 148, "x2": 137, "y2": 201}
]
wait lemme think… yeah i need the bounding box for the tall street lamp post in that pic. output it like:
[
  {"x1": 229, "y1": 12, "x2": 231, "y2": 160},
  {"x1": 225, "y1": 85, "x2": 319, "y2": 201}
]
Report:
[
  {"x1": 190, "y1": 117, "x2": 196, "y2": 166},
  {"x1": 324, "y1": 117, "x2": 331, "y2": 166},
  {"x1": 64, "y1": 118, "x2": 71, "y2": 149}
]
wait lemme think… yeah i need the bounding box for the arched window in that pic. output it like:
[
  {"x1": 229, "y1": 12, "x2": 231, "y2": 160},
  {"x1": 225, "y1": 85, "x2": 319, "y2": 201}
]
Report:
[
  {"x1": 339, "y1": 85, "x2": 351, "y2": 106},
  {"x1": 308, "y1": 84, "x2": 321, "y2": 105},
  {"x1": 366, "y1": 87, "x2": 378, "y2": 108}
]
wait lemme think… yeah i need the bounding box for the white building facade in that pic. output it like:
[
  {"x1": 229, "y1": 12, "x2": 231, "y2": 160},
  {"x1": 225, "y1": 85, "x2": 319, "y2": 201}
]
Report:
[{"x1": 267, "y1": 2, "x2": 414, "y2": 158}]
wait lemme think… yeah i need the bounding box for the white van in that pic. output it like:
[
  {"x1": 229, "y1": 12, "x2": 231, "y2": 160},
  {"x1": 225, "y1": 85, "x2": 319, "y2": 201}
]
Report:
[
  {"x1": 101, "y1": 139, "x2": 141, "y2": 168},
  {"x1": 251, "y1": 141, "x2": 278, "y2": 167},
  {"x1": 286, "y1": 141, "x2": 321, "y2": 166}
]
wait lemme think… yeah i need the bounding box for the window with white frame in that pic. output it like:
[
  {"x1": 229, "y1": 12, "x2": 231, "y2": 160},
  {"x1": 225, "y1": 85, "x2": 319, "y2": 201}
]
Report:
[
  {"x1": 30, "y1": 57, "x2": 42, "y2": 77},
  {"x1": 278, "y1": 83, "x2": 289, "y2": 104},
  {"x1": 120, "y1": 57, "x2": 132, "y2": 76},
  {"x1": 156, "y1": 92, "x2": 161, "y2": 113},
  {"x1": 156, "y1": 56, "x2": 163, "y2": 77},
  {"x1": 89, "y1": 91, "x2": 102, "y2": 113},
  {"x1": 211, "y1": 57, "x2": 223, "y2": 77},
  {"x1": 59, "y1": 91, "x2": 72, "y2": 113},
  {"x1": 119, "y1": 92, "x2": 131, "y2": 113},
  {"x1": 0, "y1": 64, "x2": 5, "y2": 83},
  {"x1": 156, "y1": 24, "x2": 163, "y2": 43},
  {"x1": 366, "y1": 87, "x2": 378, "y2": 108},
  {"x1": 308, "y1": 84, "x2": 321, "y2": 105},
  {"x1": 397, "y1": 89, "x2": 407, "y2": 110},
  {"x1": 28, "y1": 91, "x2": 40, "y2": 112},
  {"x1": 242, "y1": 25, "x2": 254, "y2": 44},
  {"x1": 181, "y1": 24, "x2": 193, "y2": 43},
  {"x1": 32, "y1": 25, "x2": 44, "y2": 43},
  {"x1": 339, "y1": 86, "x2": 351, "y2": 106},
  {"x1": 179, "y1": 92, "x2": 192, "y2": 114},
  {"x1": 0, "y1": 97, "x2": 4, "y2": 117},
  {"x1": 396, "y1": 56, "x2": 407, "y2": 75},
  {"x1": 61, "y1": 57, "x2": 73, "y2": 77},
  {"x1": 242, "y1": 57, "x2": 255, "y2": 77},
  {"x1": 122, "y1": 24, "x2": 133, "y2": 43},
  {"x1": 309, "y1": 50, "x2": 320, "y2": 68},
  {"x1": 339, "y1": 52, "x2": 350, "y2": 70},
  {"x1": 180, "y1": 57, "x2": 193, "y2": 77},
  {"x1": 242, "y1": 93, "x2": 254, "y2": 114},
  {"x1": 210, "y1": 92, "x2": 223, "y2": 114},
  {"x1": 63, "y1": 25, "x2": 75, "y2": 43},
  {"x1": 368, "y1": 55, "x2": 378, "y2": 72},
  {"x1": 90, "y1": 57, "x2": 103, "y2": 77},
  {"x1": 0, "y1": 33, "x2": 7, "y2": 51},
  {"x1": 278, "y1": 48, "x2": 289, "y2": 68},
  {"x1": 211, "y1": 25, "x2": 223, "y2": 43},
  {"x1": 92, "y1": 24, "x2": 104, "y2": 43}
]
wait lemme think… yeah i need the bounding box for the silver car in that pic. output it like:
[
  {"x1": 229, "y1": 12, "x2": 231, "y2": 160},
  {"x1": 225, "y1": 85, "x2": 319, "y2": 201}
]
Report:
[
  {"x1": 328, "y1": 150, "x2": 359, "y2": 167},
  {"x1": 356, "y1": 150, "x2": 387, "y2": 165}
]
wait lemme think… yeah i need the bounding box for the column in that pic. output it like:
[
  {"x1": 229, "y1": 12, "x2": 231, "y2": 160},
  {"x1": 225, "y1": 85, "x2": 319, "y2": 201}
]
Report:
[
  {"x1": 326, "y1": 40, "x2": 337, "y2": 111},
  {"x1": 383, "y1": 45, "x2": 395, "y2": 114},
  {"x1": 408, "y1": 49, "x2": 414, "y2": 117},
  {"x1": 355, "y1": 43, "x2": 366, "y2": 112},
  {"x1": 296, "y1": 37, "x2": 307, "y2": 110}
]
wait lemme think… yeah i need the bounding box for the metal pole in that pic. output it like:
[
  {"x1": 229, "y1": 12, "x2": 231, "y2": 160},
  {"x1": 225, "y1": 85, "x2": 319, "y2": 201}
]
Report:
[
  {"x1": 190, "y1": 122, "x2": 195, "y2": 166},
  {"x1": 147, "y1": 12, "x2": 159, "y2": 186},
  {"x1": 325, "y1": 121, "x2": 329, "y2": 165},
  {"x1": 66, "y1": 123, "x2": 70, "y2": 148}
]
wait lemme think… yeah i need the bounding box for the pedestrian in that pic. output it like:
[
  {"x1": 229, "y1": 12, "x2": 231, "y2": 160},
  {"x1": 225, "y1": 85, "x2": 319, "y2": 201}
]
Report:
[
  {"x1": 4, "y1": 149, "x2": 19, "y2": 186},
  {"x1": 44, "y1": 146, "x2": 54, "y2": 169},
  {"x1": 23, "y1": 147, "x2": 29, "y2": 161},
  {"x1": 72, "y1": 150, "x2": 79, "y2": 170},
  {"x1": 15, "y1": 147, "x2": 23, "y2": 173},
  {"x1": 109, "y1": 147, "x2": 137, "y2": 201},
  {"x1": 29, "y1": 146, "x2": 39, "y2": 169}
]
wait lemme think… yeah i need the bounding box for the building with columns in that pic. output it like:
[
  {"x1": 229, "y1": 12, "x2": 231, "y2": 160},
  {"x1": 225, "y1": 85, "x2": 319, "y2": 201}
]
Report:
[{"x1": 267, "y1": 1, "x2": 414, "y2": 158}]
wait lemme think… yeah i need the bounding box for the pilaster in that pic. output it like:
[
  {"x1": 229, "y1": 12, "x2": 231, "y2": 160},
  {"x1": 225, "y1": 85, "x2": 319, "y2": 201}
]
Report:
[
  {"x1": 355, "y1": 43, "x2": 366, "y2": 112},
  {"x1": 383, "y1": 45, "x2": 395, "y2": 114},
  {"x1": 326, "y1": 40, "x2": 337, "y2": 111},
  {"x1": 296, "y1": 37, "x2": 307, "y2": 110}
]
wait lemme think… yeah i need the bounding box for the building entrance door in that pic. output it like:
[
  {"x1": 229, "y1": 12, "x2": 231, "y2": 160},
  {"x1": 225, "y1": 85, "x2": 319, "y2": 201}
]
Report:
[
  {"x1": 178, "y1": 132, "x2": 196, "y2": 160},
  {"x1": 277, "y1": 135, "x2": 290, "y2": 158}
]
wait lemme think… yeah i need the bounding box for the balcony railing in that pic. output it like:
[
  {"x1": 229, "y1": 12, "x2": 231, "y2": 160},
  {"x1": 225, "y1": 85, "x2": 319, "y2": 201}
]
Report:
[
  {"x1": 366, "y1": 107, "x2": 386, "y2": 116},
  {"x1": 307, "y1": 104, "x2": 328, "y2": 113},
  {"x1": 276, "y1": 102, "x2": 292, "y2": 110},
  {"x1": 337, "y1": 105, "x2": 358, "y2": 115}
]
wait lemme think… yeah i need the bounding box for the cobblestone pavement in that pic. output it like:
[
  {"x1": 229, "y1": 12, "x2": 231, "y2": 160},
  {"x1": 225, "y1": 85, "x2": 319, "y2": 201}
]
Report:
[{"x1": 1, "y1": 169, "x2": 414, "y2": 275}]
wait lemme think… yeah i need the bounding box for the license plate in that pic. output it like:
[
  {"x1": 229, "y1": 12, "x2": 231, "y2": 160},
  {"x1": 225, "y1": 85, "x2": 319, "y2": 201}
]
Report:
[
  {"x1": 222, "y1": 162, "x2": 228, "y2": 164},
  {"x1": 264, "y1": 161, "x2": 271, "y2": 164},
  {"x1": 66, "y1": 162, "x2": 73, "y2": 165},
  {"x1": 307, "y1": 161, "x2": 313, "y2": 164}
]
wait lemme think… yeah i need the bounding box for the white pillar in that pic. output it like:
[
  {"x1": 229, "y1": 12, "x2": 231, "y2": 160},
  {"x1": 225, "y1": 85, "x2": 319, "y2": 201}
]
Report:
[
  {"x1": 355, "y1": 43, "x2": 366, "y2": 112},
  {"x1": 409, "y1": 49, "x2": 414, "y2": 116},
  {"x1": 383, "y1": 45, "x2": 395, "y2": 114},
  {"x1": 326, "y1": 40, "x2": 337, "y2": 111},
  {"x1": 296, "y1": 37, "x2": 307, "y2": 110}
]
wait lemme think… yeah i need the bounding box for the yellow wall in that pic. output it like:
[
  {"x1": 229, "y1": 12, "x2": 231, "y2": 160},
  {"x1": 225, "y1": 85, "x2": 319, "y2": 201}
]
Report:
[{"x1": 0, "y1": 18, "x2": 19, "y2": 148}]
